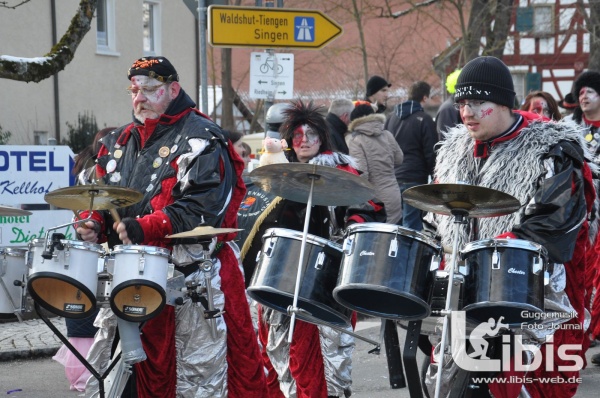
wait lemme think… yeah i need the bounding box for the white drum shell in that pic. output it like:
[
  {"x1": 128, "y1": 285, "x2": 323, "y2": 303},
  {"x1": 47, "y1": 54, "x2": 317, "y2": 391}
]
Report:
[
  {"x1": 28, "y1": 239, "x2": 105, "y2": 298},
  {"x1": 111, "y1": 245, "x2": 170, "y2": 292},
  {"x1": 0, "y1": 247, "x2": 28, "y2": 314}
]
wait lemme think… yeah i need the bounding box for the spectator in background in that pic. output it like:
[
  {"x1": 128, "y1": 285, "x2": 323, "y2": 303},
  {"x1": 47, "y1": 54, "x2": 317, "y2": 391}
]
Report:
[
  {"x1": 385, "y1": 81, "x2": 438, "y2": 231},
  {"x1": 325, "y1": 98, "x2": 354, "y2": 154},
  {"x1": 346, "y1": 103, "x2": 404, "y2": 224},
  {"x1": 240, "y1": 141, "x2": 252, "y2": 170},
  {"x1": 365, "y1": 75, "x2": 391, "y2": 114},
  {"x1": 571, "y1": 70, "x2": 600, "y2": 365},
  {"x1": 436, "y1": 69, "x2": 462, "y2": 140},
  {"x1": 559, "y1": 92, "x2": 578, "y2": 119},
  {"x1": 520, "y1": 90, "x2": 562, "y2": 120}
]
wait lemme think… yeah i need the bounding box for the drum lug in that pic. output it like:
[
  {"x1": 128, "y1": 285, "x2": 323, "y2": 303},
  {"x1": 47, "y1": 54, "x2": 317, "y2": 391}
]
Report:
[
  {"x1": 544, "y1": 271, "x2": 550, "y2": 286},
  {"x1": 265, "y1": 239, "x2": 276, "y2": 257},
  {"x1": 430, "y1": 254, "x2": 441, "y2": 271},
  {"x1": 64, "y1": 247, "x2": 71, "y2": 270},
  {"x1": 532, "y1": 255, "x2": 543, "y2": 274},
  {"x1": 315, "y1": 251, "x2": 325, "y2": 270},
  {"x1": 492, "y1": 248, "x2": 500, "y2": 270},
  {"x1": 342, "y1": 237, "x2": 354, "y2": 256},
  {"x1": 138, "y1": 254, "x2": 146, "y2": 274},
  {"x1": 388, "y1": 238, "x2": 398, "y2": 258},
  {"x1": 0, "y1": 255, "x2": 6, "y2": 276}
]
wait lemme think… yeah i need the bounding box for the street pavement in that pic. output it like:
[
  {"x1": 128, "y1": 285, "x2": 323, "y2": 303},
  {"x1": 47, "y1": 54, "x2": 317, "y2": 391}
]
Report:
[{"x1": 1, "y1": 314, "x2": 600, "y2": 397}]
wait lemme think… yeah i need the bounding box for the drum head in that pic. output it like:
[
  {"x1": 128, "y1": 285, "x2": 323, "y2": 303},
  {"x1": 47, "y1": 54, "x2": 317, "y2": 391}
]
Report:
[
  {"x1": 27, "y1": 272, "x2": 96, "y2": 319},
  {"x1": 110, "y1": 279, "x2": 166, "y2": 322}
]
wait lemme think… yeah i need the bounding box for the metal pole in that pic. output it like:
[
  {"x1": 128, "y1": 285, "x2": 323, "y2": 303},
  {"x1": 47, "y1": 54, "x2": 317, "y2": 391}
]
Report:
[{"x1": 199, "y1": 0, "x2": 209, "y2": 114}]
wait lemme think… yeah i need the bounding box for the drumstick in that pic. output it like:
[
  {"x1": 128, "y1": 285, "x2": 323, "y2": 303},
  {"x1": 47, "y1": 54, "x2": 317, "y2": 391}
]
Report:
[
  {"x1": 73, "y1": 210, "x2": 90, "y2": 229},
  {"x1": 110, "y1": 209, "x2": 121, "y2": 224}
]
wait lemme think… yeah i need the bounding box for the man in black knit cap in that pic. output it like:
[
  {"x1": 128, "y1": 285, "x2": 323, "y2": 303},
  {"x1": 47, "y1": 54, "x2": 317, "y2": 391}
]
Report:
[
  {"x1": 365, "y1": 75, "x2": 391, "y2": 113},
  {"x1": 424, "y1": 56, "x2": 596, "y2": 398}
]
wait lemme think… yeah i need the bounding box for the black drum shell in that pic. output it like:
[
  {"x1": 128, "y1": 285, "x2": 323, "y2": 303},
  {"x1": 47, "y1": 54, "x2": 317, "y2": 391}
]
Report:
[
  {"x1": 248, "y1": 228, "x2": 351, "y2": 327},
  {"x1": 460, "y1": 238, "x2": 546, "y2": 326},
  {"x1": 333, "y1": 223, "x2": 440, "y2": 320}
]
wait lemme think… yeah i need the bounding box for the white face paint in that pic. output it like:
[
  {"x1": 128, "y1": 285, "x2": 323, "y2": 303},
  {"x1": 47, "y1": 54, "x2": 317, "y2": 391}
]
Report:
[
  {"x1": 579, "y1": 86, "x2": 600, "y2": 119},
  {"x1": 129, "y1": 75, "x2": 173, "y2": 123},
  {"x1": 292, "y1": 124, "x2": 320, "y2": 163}
]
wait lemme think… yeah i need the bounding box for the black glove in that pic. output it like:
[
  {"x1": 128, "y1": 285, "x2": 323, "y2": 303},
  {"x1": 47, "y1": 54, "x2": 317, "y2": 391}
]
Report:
[{"x1": 121, "y1": 217, "x2": 145, "y2": 244}]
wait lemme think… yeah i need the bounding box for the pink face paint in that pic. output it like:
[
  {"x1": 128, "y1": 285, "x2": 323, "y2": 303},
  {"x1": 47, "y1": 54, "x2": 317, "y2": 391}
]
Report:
[{"x1": 480, "y1": 107, "x2": 493, "y2": 118}]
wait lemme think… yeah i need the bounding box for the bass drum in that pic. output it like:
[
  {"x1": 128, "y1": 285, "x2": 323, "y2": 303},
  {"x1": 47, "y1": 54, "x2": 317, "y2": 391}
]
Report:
[
  {"x1": 334, "y1": 223, "x2": 441, "y2": 320},
  {"x1": 461, "y1": 238, "x2": 547, "y2": 326},
  {"x1": 248, "y1": 228, "x2": 351, "y2": 327}
]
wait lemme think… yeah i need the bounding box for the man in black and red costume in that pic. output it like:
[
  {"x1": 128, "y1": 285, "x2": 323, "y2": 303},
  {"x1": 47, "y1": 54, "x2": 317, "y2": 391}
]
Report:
[
  {"x1": 425, "y1": 56, "x2": 596, "y2": 398},
  {"x1": 77, "y1": 56, "x2": 266, "y2": 397}
]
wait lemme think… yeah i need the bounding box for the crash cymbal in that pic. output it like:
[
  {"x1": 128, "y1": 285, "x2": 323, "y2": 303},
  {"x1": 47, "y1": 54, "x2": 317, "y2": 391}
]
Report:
[
  {"x1": 166, "y1": 226, "x2": 243, "y2": 239},
  {"x1": 44, "y1": 185, "x2": 143, "y2": 211},
  {"x1": 402, "y1": 183, "x2": 521, "y2": 218},
  {"x1": 249, "y1": 163, "x2": 374, "y2": 206},
  {"x1": 0, "y1": 205, "x2": 32, "y2": 216}
]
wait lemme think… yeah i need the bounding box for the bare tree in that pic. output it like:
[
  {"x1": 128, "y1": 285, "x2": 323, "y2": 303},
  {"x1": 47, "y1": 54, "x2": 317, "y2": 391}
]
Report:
[
  {"x1": 0, "y1": 0, "x2": 97, "y2": 83},
  {"x1": 580, "y1": 0, "x2": 600, "y2": 70}
]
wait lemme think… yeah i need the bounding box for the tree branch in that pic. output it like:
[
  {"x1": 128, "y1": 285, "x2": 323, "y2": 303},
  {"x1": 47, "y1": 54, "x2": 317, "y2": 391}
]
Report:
[{"x1": 0, "y1": 0, "x2": 97, "y2": 83}]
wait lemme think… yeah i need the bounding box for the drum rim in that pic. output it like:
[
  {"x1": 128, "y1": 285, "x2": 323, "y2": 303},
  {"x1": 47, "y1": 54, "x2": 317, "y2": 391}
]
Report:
[
  {"x1": 345, "y1": 222, "x2": 441, "y2": 250},
  {"x1": 112, "y1": 245, "x2": 171, "y2": 257},
  {"x1": 109, "y1": 279, "x2": 168, "y2": 322},
  {"x1": 0, "y1": 247, "x2": 28, "y2": 256},
  {"x1": 28, "y1": 239, "x2": 106, "y2": 254},
  {"x1": 247, "y1": 285, "x2": 351, "y2": 327},
  {"x1": 262, "y1": 227, "x2": 340, "y2": 250},
  {"x1": 461, "y1": 238, "x2": 547, "y2": 257},
  {"x1": 333, "y1": 283, "x2": 432, "y2": 321}
]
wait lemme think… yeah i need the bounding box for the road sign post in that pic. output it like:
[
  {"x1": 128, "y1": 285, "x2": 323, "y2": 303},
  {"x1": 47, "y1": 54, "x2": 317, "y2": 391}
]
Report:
[{"x1": 208, "y1": 5, "x2": 343, "y2": 49}]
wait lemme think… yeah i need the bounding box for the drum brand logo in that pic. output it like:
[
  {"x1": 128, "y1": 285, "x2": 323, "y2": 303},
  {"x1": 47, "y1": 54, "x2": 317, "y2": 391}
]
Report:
[
  {"x1": 449, "y1": 311, "x2": 583, "y2": 372},
  {"x1": 64, "y1": 303, "x2": 85, "y2": 313},
  {"x1": 359, "y1": 250, "x2": 375, "y2": 256},
  {"x1": 123, "y1": 305, "x2": 147, "y2": 315},
  {"x1": 507, "y1": 268, "x2": 526, "y2": 275}
]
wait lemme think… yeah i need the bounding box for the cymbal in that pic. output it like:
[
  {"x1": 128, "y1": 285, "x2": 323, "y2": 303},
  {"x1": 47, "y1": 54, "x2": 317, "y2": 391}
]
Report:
[
  {"x1": 0, "y1": 205, "x2": 32, "y2": 216},
  {"x1": 249, "y1": 163, "x2": 374, "y2": 206},
  {"x1": 402, "y1": 183, "x2": 521, "y2": 218},
  {"x1": 44, "y1": 185, "x2": 143, "y2": 211},
  {"x1": 166, "y1": 226, "x2": 243, "y2": 239}
]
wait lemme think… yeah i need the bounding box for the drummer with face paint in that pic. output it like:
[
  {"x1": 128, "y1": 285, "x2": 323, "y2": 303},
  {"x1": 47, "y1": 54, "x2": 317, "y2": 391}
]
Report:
[
  {"x1": 424, "y1": 56, "x2": 596, "y2": 398},
  {"x1": 250, "y1": 100, "x2": 387, "y2": 398},
  {"x1": 75, "y1": 56, "x2": 267, "y2": 398}
]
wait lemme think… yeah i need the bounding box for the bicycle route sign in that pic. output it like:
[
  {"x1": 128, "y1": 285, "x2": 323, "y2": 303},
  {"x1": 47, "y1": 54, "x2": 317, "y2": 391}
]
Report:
[
  {"x1": 208, "y1": 5, "x2": 343, "y2": 49},
  {"x1": 249, "y1": 52, "x2": 294, "y2": 99}
]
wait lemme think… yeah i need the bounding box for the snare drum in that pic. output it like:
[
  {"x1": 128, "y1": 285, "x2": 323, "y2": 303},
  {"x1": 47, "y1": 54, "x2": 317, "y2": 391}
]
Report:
[
  {"x1": 460, "y1": 238, "x2": 547, "y2": 326},
  {"x1": 248, "y1": 228, "x2": 351, "y2": 327},
  {"x1": 333, "y1": 223, "x2": 441, "y2": 320},
  {"x1": 0, "y1": 247, "x2": 28, "y2": 314},
  {"x1": 27, "y1": 239, "x2": 105, "y2": 318},
  {"x1": 110, "y1": 245, "x2": 170, "y2": 322}
]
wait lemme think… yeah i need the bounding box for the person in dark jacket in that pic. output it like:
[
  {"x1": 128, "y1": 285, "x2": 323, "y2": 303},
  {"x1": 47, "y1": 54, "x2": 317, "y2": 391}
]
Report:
[
  {"x1": 325, "y1": 98, "x2": 354, "y2": 154},
  {"x1": 435, "y1": 69, "x2": 462, "y2": 140},
  {"x1": 366, "y1": 75, "x2": 391, "y2": 114},
  {"x1": 384, "y1": 80, "x2": 438, "y2": 230}
]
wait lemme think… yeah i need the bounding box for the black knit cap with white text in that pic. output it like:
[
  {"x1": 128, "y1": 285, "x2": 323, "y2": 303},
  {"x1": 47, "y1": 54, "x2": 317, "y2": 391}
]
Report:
[
  {"x1": 127, "y1": 56, "x2": 179, "y2": 82},
  {"x1": 454, "y1": 56, "x2": 516, "y2": 109}
]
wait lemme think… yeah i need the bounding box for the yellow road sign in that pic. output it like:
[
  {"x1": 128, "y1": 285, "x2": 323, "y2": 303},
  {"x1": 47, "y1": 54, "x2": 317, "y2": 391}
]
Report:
[{"x1": 208, "y1": 5, "x2": 343, "y2": 49}]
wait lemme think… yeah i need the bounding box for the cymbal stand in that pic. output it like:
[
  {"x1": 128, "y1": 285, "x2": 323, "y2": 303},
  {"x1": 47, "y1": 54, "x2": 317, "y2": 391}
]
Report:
[
  {"x1": 434, "y1": 209, "x2": 468, "y2": 398},
  {"x1": 287, "y1": 173, "x2": 318, "y2": 343},
  {"x1": 35, "y1": 302, "x2": 124, "y2": 398},
  {"x1": 180, "y1": 239, "x2": 221, "y2": 339}
]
